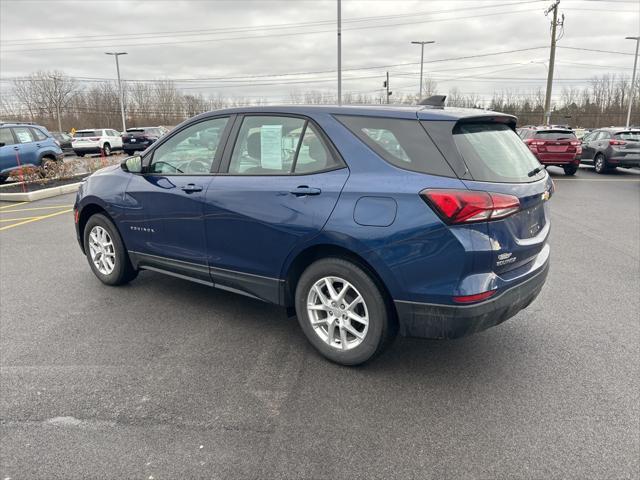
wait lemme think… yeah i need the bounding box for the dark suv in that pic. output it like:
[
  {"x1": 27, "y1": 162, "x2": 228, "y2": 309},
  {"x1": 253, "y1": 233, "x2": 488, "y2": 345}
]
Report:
[
  {"x1": 580, "y1": 128, "x2": 640, "y2": 173},
  {"x1": 0, "y1": 123, "x2": 63, "y2": 183},
  {"x1": 518, "y1": 127, "x2": 581, "y2": 175},
  {"x1": 74, "y1": 105, "x2": 552, "y2": 365},
  {"x1": 122, "y1": 127, "x2": 165, "y2": 155}
]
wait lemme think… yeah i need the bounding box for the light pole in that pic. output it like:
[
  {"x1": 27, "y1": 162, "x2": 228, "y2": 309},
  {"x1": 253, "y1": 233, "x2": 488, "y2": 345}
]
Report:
[
  {"x1": 105, "y1": 52, "x2": 127, "y2": 132},
  {"x1": 411, "y1": 40, "x2": 435, "y2": 100},
  {"x1": 337, "y1": 0, "x2": 342, "y2": 106},
  {"x1": 625, "y1": 36, "x2": 639, "y2": 129}
]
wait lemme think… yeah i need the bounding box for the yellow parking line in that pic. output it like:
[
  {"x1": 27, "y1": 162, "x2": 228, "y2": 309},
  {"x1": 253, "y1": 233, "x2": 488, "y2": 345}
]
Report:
[
  {"x1": 0, "y1": 201, "x2": 29, "y2": 210},
  {"x1": 0, "y1": 217, "x2": 40, "y2": 222},
  {"x1": 0, "y1": 204, "x2": 73, "y2": 214},
  {"x1": 0, "y1": 208, "x2": 73, "y2": 232}
]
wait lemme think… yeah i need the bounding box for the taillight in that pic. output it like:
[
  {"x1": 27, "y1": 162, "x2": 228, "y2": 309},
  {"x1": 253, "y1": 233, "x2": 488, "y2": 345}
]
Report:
[
  {"x1": 610, "y1": 139, "x2": 626, "y2": 146},
  {"x1": 452, "y1": 290, "x2": 496, "y2": 304},
  {"x1": 421, "y1": 189, "x2": 520, "y2": 224},
  {"x1": 525, "y1": 139, "x2": 546, "y2": 152}
]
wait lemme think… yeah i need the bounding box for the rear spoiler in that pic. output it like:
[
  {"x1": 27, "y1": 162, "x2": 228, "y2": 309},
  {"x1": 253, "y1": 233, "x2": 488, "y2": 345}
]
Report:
[{"x1": 418, "y1": 95, "x2": 446, "y2": 108}]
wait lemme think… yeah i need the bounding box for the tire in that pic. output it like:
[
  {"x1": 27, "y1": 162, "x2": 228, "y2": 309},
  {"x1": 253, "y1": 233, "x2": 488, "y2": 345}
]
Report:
[
  {"x1": 76, "y1": 153, "x2": 85, "y2": 157},
  {"x1": 40, "y1": 157, "x2": 58, "y2": 177},
  {"x1": 102, "y1": 143, "x2": 111, "y2": 156},
  {"x1": 594, "y1": 153, "x2": 607, "y2": 174},
  {"x1": 295, "y1": 257, "x2": 397, "y2": 366},
  {"x1": 0, "y1": 174, "x2": 7, "y2": 185},
  {"x1": 563, "y1": 165, "x2": 578, "y2": 176},
  {"x1": 83, "y1": 213, "x2": 137, "y2": 286}
]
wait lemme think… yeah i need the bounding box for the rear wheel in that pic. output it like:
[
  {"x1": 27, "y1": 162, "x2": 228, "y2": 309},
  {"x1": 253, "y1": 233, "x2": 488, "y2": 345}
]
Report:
[
  {"x1": 594, "y1": 153, "x2": 607, "y2": 174},
  {"x1": 76, "y1": 153, "x2": 85, "y2": 157},
  {"x1": 563, "y1": 165, "x2": 578, "y2": 176},
  {"x1": 83, "y1": 213, "x2": 137, "y2": 286},
  {"x1": 295, "y1": 258, "x2": 396, "y2": 365}
]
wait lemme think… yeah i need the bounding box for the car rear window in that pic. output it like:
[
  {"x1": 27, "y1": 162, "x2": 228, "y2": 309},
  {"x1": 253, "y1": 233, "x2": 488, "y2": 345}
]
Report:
[
  {"x1": 534, "y1": 130, "x2": 576, "y2": 140},
  {"x1": 75, "y1": 130, "x2": 99, "y2": 137},
  {"x1": 126, "y1": 128, "x2": 145, "y2": 133},
  {"x1": 614, "y1": 131, "x2": 640, "y2": 141},
  {"x1": 453, "y1": 122, "x2": 543, "y2": 183},
  {"x1": 336, "y1": 115, "x2": 455, "y2": 177}
]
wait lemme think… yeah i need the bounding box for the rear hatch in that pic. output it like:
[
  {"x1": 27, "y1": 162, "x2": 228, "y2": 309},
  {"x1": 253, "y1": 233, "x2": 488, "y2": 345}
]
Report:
[
  {"x1": 450, "y1": 120, "x2": 552, "y2": 276},
  {"x1": 73, "y1": 130, "x2": 100, "y2": 143},
  {"x1": 527, "y1": 130, "x2": 579, "y2": 162},
  {"x1": 612, "y1": 131, "x2": 640, "y2": 157},
  {"x1": 123, "y1": 128, "x2": 150, "y2": 145}
]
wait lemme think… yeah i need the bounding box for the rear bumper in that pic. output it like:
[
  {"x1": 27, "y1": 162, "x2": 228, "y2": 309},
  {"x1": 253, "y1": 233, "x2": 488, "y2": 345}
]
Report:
[
  {"x1": 536, "y1": 154, "x2": 580, "y2": 166},
  {"x1": 609, "y1": 155, "x2": 640, "y2": 168},
  {"x1": 123, "y1": 143, "x2": 150, "y2": 152},
  {"x1": 395, "y1": 259, "x2": 549, "y2": 339}
]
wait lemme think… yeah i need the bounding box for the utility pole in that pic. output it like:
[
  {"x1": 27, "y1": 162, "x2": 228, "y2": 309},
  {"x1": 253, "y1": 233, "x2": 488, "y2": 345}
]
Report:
[
  {"x1": 543, "y1": 0, "x2": 563, "y2": 126},
  {"x1": 383, "y1": 72, "x2": 392, "y2": 104},
  {"x1": 337, "y1": 0, "x2": 342, "y2": 106},
  {"x1": 625, "y1": 36, "x2": 639, "y2": 129},
  {"x1": 411, "y1": 40, "x2": 435, "y2": 100},
  {"x1": 51, "y1": 74, "x2": 62, "y2": 133},
  {"x1": 105, "y1": 52, "x2": 128, "y2": 132}
]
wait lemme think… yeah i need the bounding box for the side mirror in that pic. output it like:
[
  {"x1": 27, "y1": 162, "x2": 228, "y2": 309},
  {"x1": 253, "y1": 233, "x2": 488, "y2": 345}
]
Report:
[{"x1": 121, "y1": 155, "x2": 142, "y2": 174}]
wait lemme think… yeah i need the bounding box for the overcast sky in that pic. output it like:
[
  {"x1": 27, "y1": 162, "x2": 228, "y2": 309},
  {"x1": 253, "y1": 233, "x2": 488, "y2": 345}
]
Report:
[{"x1": 1, "y1": 0, "x2": 638, "y2": 104}]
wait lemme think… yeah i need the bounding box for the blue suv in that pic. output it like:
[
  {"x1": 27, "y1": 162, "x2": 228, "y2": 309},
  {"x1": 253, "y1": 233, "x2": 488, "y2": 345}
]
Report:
[
  {"x1": 0, "y1": 123, "x2": 64, "y2": 183},
  {"x1": 74, "y1": 105, "x2": 552, "y2": 365}
]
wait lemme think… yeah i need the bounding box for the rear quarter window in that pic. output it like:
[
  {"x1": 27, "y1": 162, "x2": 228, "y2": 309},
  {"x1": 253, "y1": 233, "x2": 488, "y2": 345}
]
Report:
[
  {"x1": 453, "y1": 122, "x2": 543, "y2": 183},
  {"x1": 336, "y1": 115, "x2": 455, "y2": 177}
]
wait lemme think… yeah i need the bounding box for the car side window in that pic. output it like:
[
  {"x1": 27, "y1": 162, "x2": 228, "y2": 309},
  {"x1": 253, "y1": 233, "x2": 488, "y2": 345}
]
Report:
[
  {"x1": 228, "y1": 116, "x2": 306, "y2": 175},
  {"x1": 293, "y1": 123, "x2": 338, "y2": 174},
  {"x1": 12, "y1": 127, "x2": 35, "y2": 144},
  {"x1": 598, "y1": 132, "x2": 610, "y2": 140},
  {"x1": 0, "y1": 128, "x2": 15, "y2": 146},
  {"x1": 30, "y1": 128, "x2": 47, "y2": 141},
  {"x1": 149, "y1": 117, "x2": 229, "y2": 175}
]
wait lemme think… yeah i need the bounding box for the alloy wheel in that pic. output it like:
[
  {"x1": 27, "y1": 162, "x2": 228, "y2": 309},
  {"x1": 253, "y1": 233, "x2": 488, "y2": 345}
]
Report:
[
  {"x1": 306, "y1": 276, "x2": 369, "y2": 350},
  {"x1": 88, "y1": 225, "x2": 116, "y2": 275}
]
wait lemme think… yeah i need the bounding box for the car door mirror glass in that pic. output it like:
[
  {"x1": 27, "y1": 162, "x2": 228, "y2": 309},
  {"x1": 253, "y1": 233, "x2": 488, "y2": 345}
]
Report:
[{"x1": 122, "y1": 155, "x2": 142, "y2": 173}]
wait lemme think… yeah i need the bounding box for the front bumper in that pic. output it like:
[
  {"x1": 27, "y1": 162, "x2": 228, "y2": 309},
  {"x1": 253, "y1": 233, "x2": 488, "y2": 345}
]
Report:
[{"x1": 395, "y1": 260, "x2": 549, "y2": 339}]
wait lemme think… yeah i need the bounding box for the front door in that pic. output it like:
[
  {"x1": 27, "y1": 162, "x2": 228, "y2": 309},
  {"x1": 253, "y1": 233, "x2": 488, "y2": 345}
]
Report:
[
  {"x1": 124, "y1": 116, "x2": 231, "y2": 282},
  {"x1": 203, "y1": 115, "x2": 349, "y2": 303}
]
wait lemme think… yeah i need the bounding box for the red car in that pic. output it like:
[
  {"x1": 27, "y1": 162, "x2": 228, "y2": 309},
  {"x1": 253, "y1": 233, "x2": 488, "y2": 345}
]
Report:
[{"x1": 517, "y1": 127, "x2": 581, "y2": 175}]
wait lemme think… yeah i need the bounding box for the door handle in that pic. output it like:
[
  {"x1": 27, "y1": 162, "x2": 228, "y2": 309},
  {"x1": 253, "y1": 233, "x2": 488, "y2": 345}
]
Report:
[
  {"x1": 290, "y1": 186, "x2": 321, "y2": 197},
  {"x1": 181, "y1": 184, "x2": 203, "y2": 193}
]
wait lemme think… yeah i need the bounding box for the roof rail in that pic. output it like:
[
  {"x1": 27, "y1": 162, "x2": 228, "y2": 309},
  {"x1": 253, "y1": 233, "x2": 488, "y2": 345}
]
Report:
[
  {"x1": 418, "y1": 95, "x2": 446, "y2": 108},
  {"x1": 0, "y1": 121, "x2": 36, "y2": 126}
]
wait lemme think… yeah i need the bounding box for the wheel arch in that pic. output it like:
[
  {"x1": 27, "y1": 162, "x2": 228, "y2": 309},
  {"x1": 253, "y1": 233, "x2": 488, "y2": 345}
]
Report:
[
  {"x1": 77, "y1": 202, "x2": 117, "y2": 253},
  {"x1": 282, "y1": 242, "x2": 399, "y2": 322}
]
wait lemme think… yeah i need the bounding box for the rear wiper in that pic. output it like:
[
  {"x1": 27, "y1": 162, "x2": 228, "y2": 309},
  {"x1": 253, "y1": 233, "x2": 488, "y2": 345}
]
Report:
[{"x1": 528, "y1": 165, "x2": 546, "y2": 177}]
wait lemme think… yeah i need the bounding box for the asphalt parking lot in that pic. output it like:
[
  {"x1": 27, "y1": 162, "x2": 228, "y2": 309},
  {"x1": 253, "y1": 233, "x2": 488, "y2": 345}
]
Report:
[{"x1": 1, "y1": 166, "x2": 638, "y2": 479}]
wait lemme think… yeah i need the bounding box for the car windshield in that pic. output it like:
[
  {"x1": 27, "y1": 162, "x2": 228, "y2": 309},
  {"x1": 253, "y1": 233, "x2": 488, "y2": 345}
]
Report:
[
  {"x1": 453, "y1": 122, "x2": 543, "y2": 183},
  {"x1": 75, "y1": 131, "x2": 99, "y2": 137},
  {"x1": 614, "y1": 131, "x2": 640, "y2": 141},
  {"x1": 534, "y1": 130, "x2": 576, "y2": 140}
]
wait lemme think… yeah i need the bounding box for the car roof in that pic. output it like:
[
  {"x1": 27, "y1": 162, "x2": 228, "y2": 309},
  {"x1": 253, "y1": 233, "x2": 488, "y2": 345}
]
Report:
[
  {"x1": 76, "y1": 128, "x2": 104, "y2": 132},
  {"x1": 190, "y1": 104, "x2": 516, "y2": 122},
  {"x1": 599, "y1": 127, "x2": 640, "y2": 132},
  {"x1": 0, "y1": 123, "x2": 44, "y2": 128}
]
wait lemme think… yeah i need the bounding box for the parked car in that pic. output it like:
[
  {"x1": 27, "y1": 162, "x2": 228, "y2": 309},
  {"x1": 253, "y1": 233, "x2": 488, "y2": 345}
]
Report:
[
  {"x1": 0, "y1": 122, "x2": 64, "y2": 183},
  {"x1": 51, "y1": 131, "x2": 74, "y2": 156},
  {"x1": 72, "y1": 129, "x2": 123, "y2": 157},
  {"x1": 518, "y1": 126, "x2": 581, "y2": 175},
  {"x1": 122, "y1": 126, "x2": 165, "y2": 155},
  {"x1": 74, "y1": 105, "x2": 552, "y2": 365},
  {"x1": 580, "y1": 128, "x2": 640, "y2": 173}
]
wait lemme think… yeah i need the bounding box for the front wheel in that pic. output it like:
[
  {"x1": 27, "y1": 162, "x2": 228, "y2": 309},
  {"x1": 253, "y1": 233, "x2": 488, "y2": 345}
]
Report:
[
  {"x1": 295, "y1": 258, "x2": 396, "y2": 365},
  {"x1": 102, "y1": 143, "x2": 111, "y2": 156},
  {"x1": 83, "y1": 213, "x2": 137, "y2": 286},
  {"x1": 563, "y1": 165, "x2": 578, "y2": 176}
]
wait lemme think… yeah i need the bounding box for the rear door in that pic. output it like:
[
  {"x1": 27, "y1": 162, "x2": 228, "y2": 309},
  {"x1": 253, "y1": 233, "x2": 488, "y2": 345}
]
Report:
[
  {"x1": 11, "y1": 126, "x2": 39, "y2": 166},
  {"x1": 203, "y1": 114, "x2": 349, "y2": 303},
  {"x1": 451, "y1": 121, "x2": 553, "y2": 275},
  {"x1": 581, "y1": 131, "x2": 598, "y2": 160}
]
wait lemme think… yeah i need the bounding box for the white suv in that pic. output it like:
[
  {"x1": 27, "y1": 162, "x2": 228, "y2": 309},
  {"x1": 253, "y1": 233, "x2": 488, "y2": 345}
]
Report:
[{"x1": 72, "y1": 129, "x2": 123, "y2": 157}]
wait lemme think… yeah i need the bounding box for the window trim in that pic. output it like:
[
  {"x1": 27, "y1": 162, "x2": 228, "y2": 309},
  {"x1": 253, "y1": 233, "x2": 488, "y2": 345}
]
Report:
[
  {"x1": 218, "y1": 113, "x2": 347, "y2": 177},
  {"x1": 142, "y1": 115, "x2": 235, "y2": 176}
]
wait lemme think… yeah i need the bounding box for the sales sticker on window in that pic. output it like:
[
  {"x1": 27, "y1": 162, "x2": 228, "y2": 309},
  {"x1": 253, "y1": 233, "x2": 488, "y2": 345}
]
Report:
[{"x1": 260, "y1": 125, "x2": 283, "y2": 170}]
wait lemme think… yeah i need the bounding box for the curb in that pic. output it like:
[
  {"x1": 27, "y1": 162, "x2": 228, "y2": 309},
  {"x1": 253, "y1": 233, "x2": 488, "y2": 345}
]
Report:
[{"x1": 0, "y1": 182, "x2": 83, "y2": 202}]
